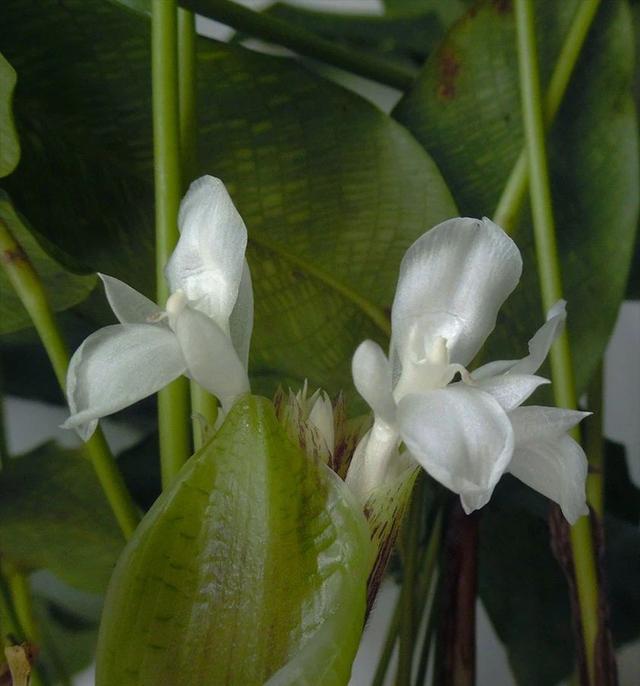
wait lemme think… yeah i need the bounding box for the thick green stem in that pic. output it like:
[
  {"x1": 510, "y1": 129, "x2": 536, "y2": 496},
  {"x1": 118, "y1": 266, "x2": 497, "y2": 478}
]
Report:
[
  {"x1": 0, "y1": 219, "x2": 139, "y2": 539},
  {"x1": 585, "y1": 363, "x2": 604, "y2": 518},
  {"x1": 514, "y1": 1, "x2": 599, "y2": 681},
  {"x1": 494, "y1": 0, "x2": 601, "y2": 230},
  {"x1": 180, "y1": 0, "x2": 416, "y2": 90},
  {"x1": 152, "y1": 0, "x2": 192, "y2": 488}
]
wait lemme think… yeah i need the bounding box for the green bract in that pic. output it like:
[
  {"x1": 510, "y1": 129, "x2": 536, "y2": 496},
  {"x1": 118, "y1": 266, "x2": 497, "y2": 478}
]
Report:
[{"x1": 96, "y1": 395, "x2": 372, "y2": 686}]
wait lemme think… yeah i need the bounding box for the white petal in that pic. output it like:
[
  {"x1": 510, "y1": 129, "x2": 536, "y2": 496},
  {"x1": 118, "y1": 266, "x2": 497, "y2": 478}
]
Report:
[
  {"x1": 472, "y1": 374, "x2": 550, "y2": 412},
  {"x1": 391, "y1": 217, "x2": 522, "y2": 367},
  {"x1": 397, "y1": 385, "x2": 514, "y2": 505},
  {"x1": 509, "y1": 435, "x2": 588, "y2": 524},
  {"x1": 471, "y1": 358, "x2": 517, "y2": 381},
  {"x1": 308, "y1": 391, "x2": 335, "y2": 454},
  {"x1": 345, "y1": 420, "x2": 400, "y2": 502},
  {"x1": 352, "y1": 340, "x2": 396, "y2": 425},
  {"x1": 173, "y1": 305, "x2": 250, "y2": 411},
  {"x1": 460, "y1": 490, "x2": 493, "y2": 514},
  {"x1": 509, "y1": 300, "x2": 566, "y2": 375},
  {"x1": 510, "y1": 405, "x2": 591, "y2": 444},
  {"x1": 62, "y1": 324, "x2": 186, "y2": 439},
  {"x1": 99, "y1": 274, "x2": 163, "y2": 324},
  {"x1": 228, "y1": 260, "x2": 253, "y2": 368},
  {"x1": 165, "y1": 176, "x2": 247, "y2": 327}
]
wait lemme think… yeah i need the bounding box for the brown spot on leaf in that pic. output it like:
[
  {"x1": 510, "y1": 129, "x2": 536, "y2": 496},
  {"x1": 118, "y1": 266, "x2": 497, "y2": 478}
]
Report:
[
  {"x1": 492, "y1": 0, "x2": 512, "y2": 14},
  {"x1": 1, "y1": 246, "x2": 27, "y2": 265},
  {"x1": 437, "y1": 46, "x2": 461, "y2": 101}
]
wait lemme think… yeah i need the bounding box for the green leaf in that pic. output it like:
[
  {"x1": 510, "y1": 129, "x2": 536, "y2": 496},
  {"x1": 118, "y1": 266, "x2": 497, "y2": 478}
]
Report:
[
  {"x1": 0, "y1": 0, "x2": 455, "y2": 399},
  {"x1": 0, "y1": 52, "x2": 19, "y2": 178},
  {"x1": 0, "y1": 193, "x2": 96, "y2": 334},
  {"x1": 0, "y1": 442, "x2": 124, "y2": 594},
  {"x1": 97, "y1": 395, "x2": 371, "y2": 685},
  {"x1": 394, "y1": 0, "x2": 639, "y2": 396}
]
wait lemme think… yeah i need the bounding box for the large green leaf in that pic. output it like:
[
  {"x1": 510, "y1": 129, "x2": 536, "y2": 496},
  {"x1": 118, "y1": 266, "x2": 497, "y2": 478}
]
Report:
[
  {"x1": 0, "y1": 0, "x2": 455, "y2": 399},
  {"x1": 0, "y1": 52, "x2": 19, "y2": 177},
  {"x1": 0, "y1": 442, "x2": 124, "y2": 594},
  {"x1": 0, "y1": 193, "x2": 96, "y2": 334},
  {"x1": 96, "y1": 395, "x2": 372, "y2": 686},
  {"x1": 394, "y1": 0, "x2": 639, "y2": 395}
]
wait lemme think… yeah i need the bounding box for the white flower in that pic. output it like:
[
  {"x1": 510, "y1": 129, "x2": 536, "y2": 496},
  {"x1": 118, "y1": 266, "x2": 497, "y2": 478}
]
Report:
[
  {"x1": 62, "y1": 176, "x2": 252, "y2": 440},
  {"x1": 346, "y1": 217, "x2": 589, "y2": 524}
]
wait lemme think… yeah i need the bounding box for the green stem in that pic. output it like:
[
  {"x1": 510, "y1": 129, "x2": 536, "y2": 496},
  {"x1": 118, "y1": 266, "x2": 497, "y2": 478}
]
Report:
[
  {"x1": 180, "y1": 0, "x2": 416, "y2": 90},
  {"x1": 0, "y1": 219, "x2": 139, "y2": 539},
  {"x1": 178, "y1": 7, "x2": 198, "y2": 182},
  {"x1": 585, "y1": 363, "x2": 604, "y2": 518},
  {"x1": 397, "y1": 487, "x2": 422, "y2": 685},
  {"x1": 494, "y1": 0, "x2": 601, "y2": 231},
  {"x1": 176, "y1": 6, "x2": 220, "y2": 447},
  {"x1": 372, "y1": 511, "x2": 443, "y2": 686},
  {"x1": 415, "y1": 574, "x2": 441, "y2": 686},
  {"x1": 152, "y1": 0, "x2": 192, "y2": 488},
  {"x1": 0, "y1": 565, "x2": 47, "y2": 686},
  {"x1": 4, "y1": 568, "x2": 36, "y2": 641},
  {"x1": 371, "y1": 591, "x2": 402, "y2": 686},
  {"x1": 514, "y1": 1, "x2": 599, "y2": 682}
]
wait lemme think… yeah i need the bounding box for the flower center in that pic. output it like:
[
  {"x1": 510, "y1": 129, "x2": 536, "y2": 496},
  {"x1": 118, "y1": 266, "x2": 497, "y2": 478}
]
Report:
[{"x1": 166, "y1": 290, "x2": 188, "y2": 330}]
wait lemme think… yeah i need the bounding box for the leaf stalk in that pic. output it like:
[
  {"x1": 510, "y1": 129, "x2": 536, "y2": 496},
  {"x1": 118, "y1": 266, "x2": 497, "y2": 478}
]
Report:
[
  {"x1": 494, "y1": 0, "x2": 602, "y2": 230},
  {"x1": 180, "y1": 0, "x2": 417, "y2": 90},
  {"x1": 514, "y1": 0, "x2": 599, "y2": 681},
  {"x1": 152, "y1": 0, "x2": 192, "y2": 486},
  {"x1": 0, "y1": 218, "x2": 139, "y2": 539}
]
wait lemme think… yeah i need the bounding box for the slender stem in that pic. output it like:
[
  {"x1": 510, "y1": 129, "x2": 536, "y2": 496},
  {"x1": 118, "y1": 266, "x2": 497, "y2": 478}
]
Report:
[
  {"x1": 371, "y1": 591, "x2": 402, "y2": 686},
  {"x1": 397, "y1": 487, "x2": 423, "y2": 685},
  {"x1": 415, "y1": 574, "x2": 441, "y2": 686},
  {"x1": 372, "y1": 511, "x2": 443, "y2": 686},
  {"x1": 585, "y1": 363, "x2": 604, "y2": 518},
  {"x1": 494, "y1": 0, "x2": 601, "y2": 231},
  {"x1": 180, "y1": 0, "x2": 416, "y2": 90},
  {"x1": 412, "y1": 511, "x2": 443, "y2": 686},
  {"x1": 178, "y1": 7, "x2": 198, "y2": 182},
  {"x1": 0, "y1": 219, "x2": 139, "y2": 539},
  {"x1": 152, "y1": 0, "x2": 192, "y2": 488},
  {"x1": 0, "y1": 565, "x2": 47, "y2": 686},
  {"x1": 176, "y1": 6, "x2": 220, "y2": 446},
  {"x1": 514, "y1": 1, "x2": 599, "y2": 681},
  {"x1": 4, "y1": 568, "x2": 37, "y2": 640},
  {"x1": 0, "y1": 574, "x2": 21, "y2": 639}
]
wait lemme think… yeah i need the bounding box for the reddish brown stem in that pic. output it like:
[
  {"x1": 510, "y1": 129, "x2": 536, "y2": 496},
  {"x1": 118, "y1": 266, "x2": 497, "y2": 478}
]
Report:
[{"x1": 436, "y1": 500, "x2": 478, "y2": 686}]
